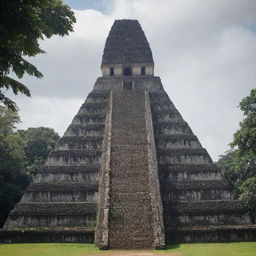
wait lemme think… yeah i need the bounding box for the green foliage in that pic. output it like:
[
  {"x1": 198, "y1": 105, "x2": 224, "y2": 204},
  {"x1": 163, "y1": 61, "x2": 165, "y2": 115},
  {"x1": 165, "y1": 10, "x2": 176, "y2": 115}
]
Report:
[
  {"x1": 232, "y1": 88, "x2": 256, "y2": 156},
  {"x1": 0, "y1": 106, "x2": 20, "y2": 136},
  {"x1": 0, "y1": 107, "x2": 30, "y2": 227},
  {"x1": 0, "y1": 107, "x2": 59, "y2": 227},
  {"x1": 217, "y1": 150, "x2": 241, "y2": 195},
  {"x1": 218, "y1": 89, "x2": 256, "y2": 223},
  {"x1": 240, "y1": 177, "x2": 256, "y2": 223},
  {"x1": 0, "y1": 0, "x2": 76, "y2": 111},
  {"x1": 16, "y1": 127, "x2": 60, "y2": 175}
]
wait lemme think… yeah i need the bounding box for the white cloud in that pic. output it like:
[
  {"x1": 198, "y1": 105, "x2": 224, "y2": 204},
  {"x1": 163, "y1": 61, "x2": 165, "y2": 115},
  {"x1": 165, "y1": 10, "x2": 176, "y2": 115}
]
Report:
[
  {"x1": 15, "y1": 96, "x2": 83, "y2": 136},
  {"x1": 14, "y1": 0, "x2": 256, "y2": 161}
]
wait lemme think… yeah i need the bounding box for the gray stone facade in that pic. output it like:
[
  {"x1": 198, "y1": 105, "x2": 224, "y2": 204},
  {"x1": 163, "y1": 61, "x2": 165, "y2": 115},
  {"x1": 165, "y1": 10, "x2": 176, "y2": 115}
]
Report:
[{"x1": 1, "y1": 19, "x2": 255, "y2": 247}]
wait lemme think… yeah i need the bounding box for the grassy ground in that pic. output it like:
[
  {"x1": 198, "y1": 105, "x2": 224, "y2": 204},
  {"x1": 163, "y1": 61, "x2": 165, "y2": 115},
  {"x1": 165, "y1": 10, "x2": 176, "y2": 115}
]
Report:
[
  {"x1": 0, "y1": 242, "x2": 255, "y2": 256},
  {"x1": 162, "y1": 242, "x2": 256, "y2": 256}
]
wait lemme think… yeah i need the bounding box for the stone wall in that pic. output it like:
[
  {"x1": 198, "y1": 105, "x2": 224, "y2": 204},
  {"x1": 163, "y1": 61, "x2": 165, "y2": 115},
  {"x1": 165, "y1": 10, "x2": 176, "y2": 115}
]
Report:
[
  {"x1": 95, "y1": 92, "x2": 113, "y2": 249},
  {"x1": 1, "y1": 91, "x2": 111, "y2": 243},
  {"x1": 150, "y1": 88, "x2": 255, "y2": 242},
  {"x1": 101, "y1": 63, "x2": 154, "y2": 76},
  {"x1": 93, "y1": 76, "x2": 163, "y2": 92},
  {"x1": 144, "y1": 91, "x2": 165, "y2": 249}
]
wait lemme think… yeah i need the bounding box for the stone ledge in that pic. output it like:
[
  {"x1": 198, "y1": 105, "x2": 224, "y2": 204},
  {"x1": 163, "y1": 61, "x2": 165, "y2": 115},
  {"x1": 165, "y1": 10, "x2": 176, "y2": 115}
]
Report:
[
  {"x1": 60, "y1": 136, "x2": 103, "y2": 143},
  {"x1": 152, "y1": 108, "x2": 179, "y2": 115},
  {"x1": 68, "y1": 123, "x2": 105, "y2": 131},
  {"x1": 149, "y1": 92, "x2": 170, "y2": 102},
  {"x1": 155, "y1": 120, "x2": 190, "y2": 129},
  {"x1": 9, "y1": 202, "x2": 97, "y2": 216},
  {"x1": 38, "y1": 165, "x2": 100, "y2": 173},
  {"x1": 75, "y1": 112, "x2": 106, "y2": 118},
  {"x1": 81, "y1": 102, "x2": 108, "y2": 110},
  {"x1": 166, "y1": 225, "x2": 256, "y2": 242},
  {"x1": 157, "y1": 148, "x2": 209, "y2": 156},
  {"x1": 166, "y1": 200, "x2": 247, "y2": 214},
  {"x1": 159, "y1": 163, "x2": 218, "y2": 172},
  {"x1": 49, "y1": 149, "x2": 102, "y2": 158},
  {"x1": 0, "y1": 228, "x2": 94, "y2": 243},
  {"x1": 88, "y1": 91, "x2": 110, "y2": 98},
  {"x1": 156, "y1": 134, "x2": 198, "y2": 143},
  {"x1": 166, "y1": 180, "x2": 229, "y2": 190},
  {"x1": 74, "y1": 115, "x2": 106, "y2": 124},
  {"x1": 27, "y1": 182, "x2": 98, "y2": 192}
]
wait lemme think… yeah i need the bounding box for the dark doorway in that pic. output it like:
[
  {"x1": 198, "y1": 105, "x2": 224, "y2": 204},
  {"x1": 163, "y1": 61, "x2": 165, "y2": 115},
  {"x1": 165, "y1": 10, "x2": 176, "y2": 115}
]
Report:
[
  {"x1": 141, "y1": 66, "x2": 145, "y2": 75},
  {"x1": 123, "y1": 67, "x2": 132, "y2": 76},
  {"x1": 110, "y1": 68, "x2": 114, "y2": 76},
  {"x1": 123, "y1": 82, "x2": 132, "y2": 90}
]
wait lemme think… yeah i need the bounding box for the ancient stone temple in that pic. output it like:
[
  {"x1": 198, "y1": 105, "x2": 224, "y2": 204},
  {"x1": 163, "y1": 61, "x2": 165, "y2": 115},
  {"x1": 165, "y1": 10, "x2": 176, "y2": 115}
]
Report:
[{"x1": 1, "y1": 19, "x2": 255, "y2": 248}]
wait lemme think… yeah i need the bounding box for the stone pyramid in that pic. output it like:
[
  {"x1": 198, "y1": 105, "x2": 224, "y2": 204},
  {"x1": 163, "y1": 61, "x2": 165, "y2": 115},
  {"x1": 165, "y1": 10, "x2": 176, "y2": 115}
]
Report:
[{"x1": 1, "y1": 19, "x2": 255, "y2": 248}]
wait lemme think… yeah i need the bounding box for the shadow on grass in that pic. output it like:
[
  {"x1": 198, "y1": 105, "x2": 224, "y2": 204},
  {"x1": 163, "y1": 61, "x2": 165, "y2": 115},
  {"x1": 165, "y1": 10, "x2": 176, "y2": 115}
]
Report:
[{"x1": 165, "y1": 244, "x2": 181, "y2": 250}]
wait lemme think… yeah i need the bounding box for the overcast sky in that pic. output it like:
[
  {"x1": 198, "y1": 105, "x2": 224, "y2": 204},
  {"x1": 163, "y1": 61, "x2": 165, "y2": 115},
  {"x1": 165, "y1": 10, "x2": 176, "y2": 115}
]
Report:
[{"x1": 12, "y1": 0, "x2": 256, "y2": 161}]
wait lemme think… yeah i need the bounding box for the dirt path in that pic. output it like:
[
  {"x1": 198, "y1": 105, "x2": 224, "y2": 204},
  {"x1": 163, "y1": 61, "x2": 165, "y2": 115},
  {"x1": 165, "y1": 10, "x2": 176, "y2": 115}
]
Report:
[{"x1": 85, "y1": 252, "x2": 184, "y2": 256}]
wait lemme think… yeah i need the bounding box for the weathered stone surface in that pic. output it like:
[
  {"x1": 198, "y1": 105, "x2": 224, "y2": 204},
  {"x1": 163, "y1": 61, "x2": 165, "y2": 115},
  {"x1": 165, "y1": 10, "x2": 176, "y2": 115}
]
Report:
[
  {"x1": 106, "y1": 91, "x2": 158, "y2": 249},
  {"x1": 95, "y1": 92, "x2": 112, "y2": 249},
  {"x1": 0, "y1": 228, "x2": 94, "y2": 243},
  {"x1": 2, "y1": 19, "x2": 256, "y2": 245},
  {"x1": 2, "y1": 90, "x2": 110, "y2": 243},
  {"x1": 102, "y1": 19, "x2": 153, "y2": 65}
]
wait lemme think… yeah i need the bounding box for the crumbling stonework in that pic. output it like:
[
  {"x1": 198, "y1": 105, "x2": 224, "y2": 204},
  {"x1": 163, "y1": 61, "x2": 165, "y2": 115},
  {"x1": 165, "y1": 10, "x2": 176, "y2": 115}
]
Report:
[{"x1": 1, "y1": 19, "x2": 255, "y2": 246}]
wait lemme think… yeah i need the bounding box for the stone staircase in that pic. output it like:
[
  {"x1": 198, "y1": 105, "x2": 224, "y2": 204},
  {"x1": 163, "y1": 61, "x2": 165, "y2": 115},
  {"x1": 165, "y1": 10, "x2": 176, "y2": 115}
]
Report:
[
  {"x1": 150, "y1": 90, "x2": 255, "y2": 242},
  {"x1": 108, "y1": 90, "x2": 154, "y2": 249}
]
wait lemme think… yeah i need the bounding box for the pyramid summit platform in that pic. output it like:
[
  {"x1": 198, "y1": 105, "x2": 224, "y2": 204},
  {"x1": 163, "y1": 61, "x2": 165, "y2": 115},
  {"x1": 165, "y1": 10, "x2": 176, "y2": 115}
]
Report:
[{"x1": 1, "y1": 19, "x2": 255, "y2": 249}]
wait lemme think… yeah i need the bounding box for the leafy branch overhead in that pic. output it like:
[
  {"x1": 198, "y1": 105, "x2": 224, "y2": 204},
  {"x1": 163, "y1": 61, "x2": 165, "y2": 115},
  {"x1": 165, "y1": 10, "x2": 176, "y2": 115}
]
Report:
[{"x1": 0, "y1": 0, "x2": 76, "y2": 111}]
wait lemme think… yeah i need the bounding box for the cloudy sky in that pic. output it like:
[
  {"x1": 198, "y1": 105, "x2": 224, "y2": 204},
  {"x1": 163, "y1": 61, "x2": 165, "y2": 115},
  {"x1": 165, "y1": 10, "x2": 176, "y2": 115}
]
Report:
[{"x1": 12, "y1": 0, "x2": 256, "y2": 161}]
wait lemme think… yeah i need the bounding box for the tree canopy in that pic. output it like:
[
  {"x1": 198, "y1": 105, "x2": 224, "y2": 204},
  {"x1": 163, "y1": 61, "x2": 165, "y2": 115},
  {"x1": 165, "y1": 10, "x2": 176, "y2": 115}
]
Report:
[
  {"x1": 17, "y1": 127, "x2": 60, "y2": 175},
  {"x1": 217, "y1": 88, "x2": 256, "y2": 222},
  {"x1": 0, "y1": 106, "x2": 60, "y2": 227},
  {"x1": 0, "y1": 0, "x2": 76, "y2": 111}
]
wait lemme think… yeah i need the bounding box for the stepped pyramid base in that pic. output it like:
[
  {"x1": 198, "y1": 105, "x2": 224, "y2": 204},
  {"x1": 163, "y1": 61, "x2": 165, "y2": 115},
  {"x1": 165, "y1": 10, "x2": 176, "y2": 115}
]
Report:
[
  {"x1": 1, "y1": 226, "x2": 256, "y2": 244},
  {"x1": 167, "y1": 225, "x2": 256, "y2": 243},
  {"x1": 0, "y1": 228, "x2": 94, "y2": 243}
]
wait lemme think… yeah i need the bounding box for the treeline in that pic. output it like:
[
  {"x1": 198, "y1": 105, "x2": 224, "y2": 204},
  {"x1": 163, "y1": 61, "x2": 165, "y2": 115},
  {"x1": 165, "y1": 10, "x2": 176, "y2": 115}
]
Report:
[
  {"x1": 0, "y1": 106, "x2": 59, "y2": 227},
  {"x1": 217, "y1": 88, "x2": 256, "y2": 223}
]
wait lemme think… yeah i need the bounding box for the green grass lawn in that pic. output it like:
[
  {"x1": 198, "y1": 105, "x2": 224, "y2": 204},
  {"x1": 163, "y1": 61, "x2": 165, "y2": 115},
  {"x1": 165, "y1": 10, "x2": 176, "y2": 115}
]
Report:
[
  {"x1": 0, "y1": 242, "x2": 255, "y2": 256},
  {"x1": 161, "y1": 242, "x2": 256, "y2": 256}
]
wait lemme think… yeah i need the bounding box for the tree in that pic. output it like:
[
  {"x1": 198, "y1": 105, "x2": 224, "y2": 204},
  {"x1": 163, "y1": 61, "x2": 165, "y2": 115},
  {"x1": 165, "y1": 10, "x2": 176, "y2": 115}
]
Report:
[
  {"x1": 217, "y1": 88, "x2": 256, "y2": 222},
  {"x1": 0, "y1": 106, "x2": 30, "y2": 227},
  {"x1": 16, "y1": 127, "x2": 60, "y2": 175},
  {"x1": 0, "y1": 106, "x2": 60, "y2": 227},
  {"x1": 0, "y1": 0, "x2": 76, "y2": 111},
  {"x1": 0, "y1": 106, "x2": 20, "y2": 136}
]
